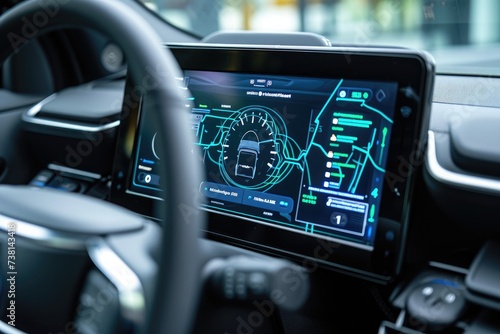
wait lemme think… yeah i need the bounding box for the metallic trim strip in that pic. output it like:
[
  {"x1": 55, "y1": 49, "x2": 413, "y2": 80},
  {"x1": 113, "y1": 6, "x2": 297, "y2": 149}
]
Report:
[
  {"x1": 428, "y1": 261, "x2": 469, "y2": 275},
  {"x1": 426, "y1": 130, "x2": 500, "y2": 195},
  {"x1": 125, "y1": 189, "x2": 162, "y2": 201},
  {"x1": 25, "y1": 94, "x2": 57, "y2": 116},
  {"x1": 395, "y1": 310, "x2": 406, "y2": 328},
  {"x1": 0, "y1": 320, "x2": 27, "y2": 334},
  {"x1": 23, "y1": 94, "x2": 120, "y2": 133},
  {"x1": 87, "y1": 238, "x2": 146, "y2": 328},
  {"x1": 0, "y1": 215, "x2": 87, "y2": 251},
  {"x1": 48, "y1": 163, "x2": 101, "y2": 180}
]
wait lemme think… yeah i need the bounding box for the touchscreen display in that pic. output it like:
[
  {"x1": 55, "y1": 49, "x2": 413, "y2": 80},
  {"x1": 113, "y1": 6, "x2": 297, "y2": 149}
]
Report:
[{"x1": 129, "y1": 70, "x2": 397, "y2": 249}]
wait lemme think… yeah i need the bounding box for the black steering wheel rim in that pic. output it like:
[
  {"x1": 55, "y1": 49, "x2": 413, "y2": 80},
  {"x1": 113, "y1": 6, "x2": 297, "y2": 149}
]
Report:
[{"x1": 0, "y1": 0, "x2": 205, "y2": 333}]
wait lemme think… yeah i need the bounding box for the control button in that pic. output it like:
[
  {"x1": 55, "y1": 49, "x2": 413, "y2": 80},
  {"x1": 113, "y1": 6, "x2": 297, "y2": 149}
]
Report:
[
  {"x1": 47, "y1": 177, "x2": 81, "y2": 192},
  {"x1": 444, "y1": 292, "x2": 456, "y2": 304},
  {"x1": 385, "y1": 230, "x2": 395, "y2": 242},
  {"x1": 223, "y1": 267, "x2": 235, "y2": 299},
  {"x1": 400, "y1": 106, "x2": 412, "y2": 118},
  {"x1": 29, "y1": 170, "x2": 55, "y2": 187},
  {"x1": 279, "y1": 201, "x2": 289, "y2": 208},
  {"x1": 422, "y1": 286, "x2": 434, "y2": 296},
  {"x1": 247, "y1": 272, "x2": 268, "y2": 296}
]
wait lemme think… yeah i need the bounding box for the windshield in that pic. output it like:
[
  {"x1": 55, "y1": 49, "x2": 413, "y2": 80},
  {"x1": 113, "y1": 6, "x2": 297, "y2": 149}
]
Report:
[{"x1": 140, "y1": 0, "x2": 500, "y2": 75}]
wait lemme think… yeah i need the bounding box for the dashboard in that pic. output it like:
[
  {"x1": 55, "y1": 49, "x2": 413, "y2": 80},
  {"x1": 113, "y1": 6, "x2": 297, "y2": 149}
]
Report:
[
  {"x1": 109, "y1": 43, "x2": 435, "y2": 282},
  {"x1": 1, "y1": 10, "x2": 500, "y2": 332}
]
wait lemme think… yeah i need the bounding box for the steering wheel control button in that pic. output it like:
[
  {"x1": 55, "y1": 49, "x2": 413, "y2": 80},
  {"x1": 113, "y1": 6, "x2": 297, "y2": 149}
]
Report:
[
  {"x1": 223, "y1": 267, "x2": 236, "y2": 299},
  {"x1": 406, "y1": 281, "x2": 467, "y2": 332},
  {"x1": 205, "y1": 255, "x2": 309, "y2": 311},
  {"x1": 248, "y1": 272, "x2": 268, "y2": 296}
]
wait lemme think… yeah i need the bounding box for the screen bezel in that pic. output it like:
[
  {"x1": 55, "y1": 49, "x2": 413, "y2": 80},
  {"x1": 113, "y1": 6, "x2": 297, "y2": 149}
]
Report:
[{"x1": 109, "y1": 43, "x2": 435, "y2": 282}]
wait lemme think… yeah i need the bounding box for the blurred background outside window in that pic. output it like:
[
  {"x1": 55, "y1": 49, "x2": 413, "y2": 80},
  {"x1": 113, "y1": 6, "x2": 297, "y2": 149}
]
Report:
[{"x1": 140, "y1": 0, "x2": 500, "y2": 50}]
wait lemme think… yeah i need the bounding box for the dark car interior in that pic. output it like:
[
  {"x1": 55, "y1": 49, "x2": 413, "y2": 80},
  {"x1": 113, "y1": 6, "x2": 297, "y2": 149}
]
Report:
[{"x1": 1, "y1": 0, "x2": 500, "y2": 333}]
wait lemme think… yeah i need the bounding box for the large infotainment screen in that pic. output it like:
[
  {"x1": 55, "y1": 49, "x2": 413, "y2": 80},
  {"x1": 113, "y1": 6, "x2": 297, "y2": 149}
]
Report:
[
  {"x1": 110, "y1": 44, "x2": 434, "y2": 281},
  {"x1": 131, "y1": 71, "x2": 397, "y2": 249}
]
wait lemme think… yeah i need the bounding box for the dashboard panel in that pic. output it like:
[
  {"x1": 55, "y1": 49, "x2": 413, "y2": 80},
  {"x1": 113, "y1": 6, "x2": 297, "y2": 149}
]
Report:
[
  {"x1": 109, "y1": 43, "x2": 435, "y2": 281},
  {"x1": 2, "y1": 0, "x2": 500, "y2": 332}
]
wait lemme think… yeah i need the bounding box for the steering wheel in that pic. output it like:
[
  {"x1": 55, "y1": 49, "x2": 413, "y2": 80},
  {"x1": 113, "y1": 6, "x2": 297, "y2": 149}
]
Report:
[{"x1": 0, "y1": 0, "x2": 205, "y2": 333}]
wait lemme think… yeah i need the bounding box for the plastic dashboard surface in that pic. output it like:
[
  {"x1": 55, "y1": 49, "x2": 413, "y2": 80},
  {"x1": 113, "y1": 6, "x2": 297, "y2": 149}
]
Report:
[{"x1": 110, "y1": 43, "x2": 435, "y2": 281}]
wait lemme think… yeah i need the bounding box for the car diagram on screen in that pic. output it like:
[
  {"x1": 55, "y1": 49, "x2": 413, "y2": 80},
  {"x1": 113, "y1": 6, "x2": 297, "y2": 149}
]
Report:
[
  {"x1": 194, "y1": 105, "x2": 306, "y2": 192},
  {"x1": 235, "y1": 131, "x2": 260, "y2": 179},
  {"x1": 220, "y1": 107, "x2": 295, "y2": 191}
]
